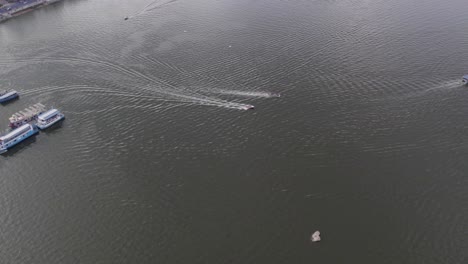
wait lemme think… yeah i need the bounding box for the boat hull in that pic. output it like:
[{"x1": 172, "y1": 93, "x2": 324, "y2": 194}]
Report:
[
  {"x1": 0, "y1": 126, "x2": 38, "y2": 153},
  {"x1": 36, "y1": 114, "x2": 65, "y2": 130},
  {"x1": 0, "y1": 93, "x2": 19, "y2": 103}
]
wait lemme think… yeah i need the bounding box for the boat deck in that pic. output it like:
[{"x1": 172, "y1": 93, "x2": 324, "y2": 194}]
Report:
[{"x1": 9, "y1": 103, "x2": 46, "y2": 122}]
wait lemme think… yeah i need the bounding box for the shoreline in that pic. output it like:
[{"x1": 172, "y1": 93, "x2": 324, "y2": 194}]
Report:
[{"x1": 0, "y1": 0, "x2": 63, "y2": 23}]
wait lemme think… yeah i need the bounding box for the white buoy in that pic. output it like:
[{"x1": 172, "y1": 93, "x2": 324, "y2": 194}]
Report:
[{"x1": 311, "y1": 231, "x2": 321, "y2": 242}]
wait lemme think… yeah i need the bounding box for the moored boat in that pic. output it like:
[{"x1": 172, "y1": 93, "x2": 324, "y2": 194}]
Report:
[
  {"x1": 36, "y1": 109, "x2": 65, "y2": 130},
  {"x1": 463, "y1": 74, "x2": 468, "y2": 85},
  {"x1": 0, "y1": 90, "x2": 19, "y2": 103},
  {"x1": 0, "y1": 123, "x2": 38, "y2": 154},
  {"x1": 9, "y1": 103, "x2": 46, "y2": 128}
]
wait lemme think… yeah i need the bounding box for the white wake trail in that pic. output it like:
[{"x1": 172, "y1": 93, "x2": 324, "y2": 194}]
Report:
[{"x1": 205, "y1": 89, "x2": 281, "y2": 99}]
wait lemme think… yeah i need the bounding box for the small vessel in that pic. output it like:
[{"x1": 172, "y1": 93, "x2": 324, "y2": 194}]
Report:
[
  {"x1": 311, "y1": 231, "x2": 321, "y2": 242},
  {"x1": 463, "y1": 74, "x2": 468, "y2": 85},
  {"x1": 124, "y1": 16, "x2": 129, "y2": 20},
  {"x1": 9, "y1": 103, "x2": 46, "y2": 128},
  {"x1": 0, "y1": 123, "x2": 38, "y2": 154},
  {"x1": 242, "y1": 105, "x2": 255, "y2": 110},
  {"x1": 0, "y1": 90, "x2": 19, "y2": 103},
  {"x1": 36, "y1": 109, "x2": 65, "y2": 130}
]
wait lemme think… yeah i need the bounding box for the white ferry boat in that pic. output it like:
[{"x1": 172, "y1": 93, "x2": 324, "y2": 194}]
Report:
[
  {"x1": 0, "y1": 90, "x2": 19, "y2": 103},
  {"x1": 0, "y1": 124, "x2": 38, "y2": 154},
  {"x1": 9, "y1": 103, "x2": 46, "y2": 128},
  {"x1": 36, "y1": 109, "x2": 65, "y2": 130}
]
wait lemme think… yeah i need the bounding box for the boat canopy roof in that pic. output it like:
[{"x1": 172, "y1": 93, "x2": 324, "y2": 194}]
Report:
[
  {"x1": 38, "y1": 109, "x2": 60, "y2": 120},
  {"x1": 0, "y1": 124, "x2": 32, "y2": 141},
  {"x1": 0, "y1": 90, "x2": 17, "y2": 98},
  {"x1": 9, "y1": 103, "x2": 47, "y2": 122}
]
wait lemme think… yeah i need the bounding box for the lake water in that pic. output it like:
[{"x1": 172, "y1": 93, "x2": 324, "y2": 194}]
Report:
[{"x1": 0, "y1": 0, "x2": 467, "y2": 263}]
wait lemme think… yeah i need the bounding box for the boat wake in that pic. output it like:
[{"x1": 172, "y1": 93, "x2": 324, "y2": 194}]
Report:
[
  {"x1": 369, "y1": 79, "x2": 463, "y2": 103},
  {"x1": 125, "y1": 0, "x2": 178, "y2": 20},
  {"x1": 400, "y1": 79, "x2": 462, "y2": 99},
  {"x1": 2, "y1": 56, "x2": 254, "y2": 111},
  {"x1": 423, "y1": 80, "x2": 461, "y2": 92},
  {"x1": 209, "y1": 89, "x2": 281, "y2": 98}
]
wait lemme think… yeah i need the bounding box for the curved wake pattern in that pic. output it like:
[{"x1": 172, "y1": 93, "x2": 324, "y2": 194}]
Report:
[
  {"x1": 128, "y1": 56, "x2": 281, "y2": 101},
  {"x1": 0, "y1": 56, "x2": 252, "y2": 111},
  {"x1": 126, "y1": 0, "x2": 179, "y2": 20},
  {"x1": 21, "y1": 84, "x2": 231, "y2": 114}
]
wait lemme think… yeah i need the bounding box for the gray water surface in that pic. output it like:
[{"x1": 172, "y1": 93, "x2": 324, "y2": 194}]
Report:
[{"x1": 0, "y1": 0, "x2": 467, "y2": 263}]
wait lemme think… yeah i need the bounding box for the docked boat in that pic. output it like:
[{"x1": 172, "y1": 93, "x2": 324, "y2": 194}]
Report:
[
  {"x1": 463, "y1": 74, "x2": 468, "y2": 85},
  {"x1": 9, "y1": 103, "x2": 46, "y2": 128},
  {"x1": 0, "y1": 123, "x2": 38, "y2": 154},
  {"x1": 0, "y1": 90, "x2": 19, "y2": 103},
  {"x1": 36, "y1": 109, "x2": 65, "y2": 130}
]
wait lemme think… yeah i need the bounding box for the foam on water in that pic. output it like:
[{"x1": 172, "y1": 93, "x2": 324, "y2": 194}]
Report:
[{"x1": 209, "y1": 89, "x2": 281, "y2": 98}]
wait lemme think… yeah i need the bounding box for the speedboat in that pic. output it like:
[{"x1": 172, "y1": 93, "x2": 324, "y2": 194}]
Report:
[
  {"x1": 242, "y1": 105, "x2": 255, "y2": 110},
  {"x1": 36, "y1": 109, "x2": 65, "y2": 130},
  {"x1": 463, "y1": 74, "x2": 468, "y2": 85},
  {"x1": 124, "y1": 16, "x2": 129, "y2": 20},
  {"x1": 0, "y1": 123, "x2": 38, "y2": 154},
  {"x1": 0, "y1": 90, "x2": 19, "y2": 103}
]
